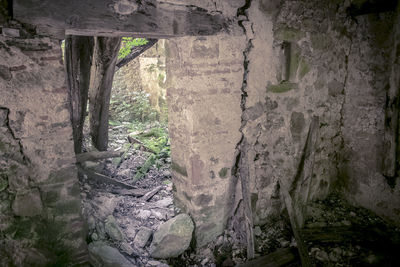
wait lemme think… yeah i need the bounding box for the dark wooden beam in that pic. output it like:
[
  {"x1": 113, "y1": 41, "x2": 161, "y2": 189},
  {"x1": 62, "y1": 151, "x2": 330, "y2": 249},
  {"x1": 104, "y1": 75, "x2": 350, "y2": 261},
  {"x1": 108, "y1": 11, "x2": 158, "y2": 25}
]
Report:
[
  {"x1": 13, "y1": 0, "x2": 228, "y2": 38},
  {"x1": 65, "y1": 35, "x2": 94, "y2": 154},
  {"x1": 347, "y1": 0, "x2": 398, "y2": 16},
  {"x1": 89, "y1": 37, "x2": 121, "y2": 151}
]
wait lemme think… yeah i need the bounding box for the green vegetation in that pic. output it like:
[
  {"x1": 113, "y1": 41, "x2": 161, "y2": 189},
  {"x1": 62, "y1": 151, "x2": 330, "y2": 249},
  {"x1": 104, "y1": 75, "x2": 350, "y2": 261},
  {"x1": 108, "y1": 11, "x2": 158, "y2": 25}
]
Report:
[
  {"x1": 110, "y1": 90, "x2": 158, "y2": 123},
  {"x1": 118, "y1": 37, "x2": 148, "y2": 59}
]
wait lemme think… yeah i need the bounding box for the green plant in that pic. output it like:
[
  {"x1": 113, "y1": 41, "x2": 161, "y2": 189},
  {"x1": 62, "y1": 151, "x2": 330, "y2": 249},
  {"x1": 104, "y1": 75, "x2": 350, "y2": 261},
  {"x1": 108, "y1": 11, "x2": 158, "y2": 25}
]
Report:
[{"x1": 118, "y1": 37, "x2": 148, "y2": 59}]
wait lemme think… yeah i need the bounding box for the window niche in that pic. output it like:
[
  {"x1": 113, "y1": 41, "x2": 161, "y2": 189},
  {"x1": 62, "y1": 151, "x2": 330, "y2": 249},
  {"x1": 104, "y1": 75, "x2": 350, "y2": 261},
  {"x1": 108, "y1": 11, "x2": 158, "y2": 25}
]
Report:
[{"x1": 267, "y1": 40, "x2": 309, "y2": 93}]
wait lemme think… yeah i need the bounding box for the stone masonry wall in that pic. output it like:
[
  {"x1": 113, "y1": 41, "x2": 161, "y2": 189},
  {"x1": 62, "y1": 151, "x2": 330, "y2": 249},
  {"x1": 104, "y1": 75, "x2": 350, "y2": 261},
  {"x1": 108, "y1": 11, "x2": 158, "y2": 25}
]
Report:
[
  {"x1": 168, "y1": 0, "x2": 400, "y2": 250},
  {"x1": 341, "y1": 9, "x2": 400, "y2": 222},
  {"x1": 166, "y1": 35, "x2": 246, "y2": 246},
  {"x1": 244, "y1": 0, "x2": 400, "y2": 226},
  {"x1": 0, "y1": 25, "x2": 87, "y2": 265}
]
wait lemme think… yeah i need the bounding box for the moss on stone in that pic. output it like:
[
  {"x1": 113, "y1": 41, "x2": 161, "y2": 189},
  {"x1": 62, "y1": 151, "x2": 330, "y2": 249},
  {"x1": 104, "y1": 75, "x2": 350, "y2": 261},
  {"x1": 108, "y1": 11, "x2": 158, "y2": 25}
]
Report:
[
  {"x1": 274, "y1": 26, "x2": 305, "y2": 42},
  {"x1": 54, "y1": 199, "x2": 81, "y2": 215},
  {"x1": 267, "y1": 82, "x2": 298, "y2": 93},
  {"x1": 218, "y1": 167, "x2": 229, "y2": 178},
  {"x1": 0, "y1": 176, "x2": 8, "y2": 191},
  {"x1": 298, "y1": 58, "x2": 310, "y2": 79}
]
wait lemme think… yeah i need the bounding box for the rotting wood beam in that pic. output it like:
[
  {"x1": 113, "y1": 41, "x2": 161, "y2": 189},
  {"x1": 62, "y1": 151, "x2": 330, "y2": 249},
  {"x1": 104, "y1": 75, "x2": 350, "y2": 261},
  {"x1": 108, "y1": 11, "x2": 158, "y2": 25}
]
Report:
[
  {"x1": 89, "y1": 36, "x2": 121, "y2": 151},
  {"x1": 347, "y1": 0, "x2": 398, "y2": 16},
  {"x1": 75, "y1": 150, "x2": 123, "y2": 163},
  {"x1": 65, "y1": 35, "x2": 94, "y2": 154},
  {"x1": 13, "y1": 0, "x2": 229, "y2": 39}
]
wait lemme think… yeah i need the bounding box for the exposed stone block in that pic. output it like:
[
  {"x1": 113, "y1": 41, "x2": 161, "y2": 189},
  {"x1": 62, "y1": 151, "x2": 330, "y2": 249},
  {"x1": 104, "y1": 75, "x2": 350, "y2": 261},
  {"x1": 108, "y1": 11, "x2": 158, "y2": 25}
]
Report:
[
  {"x1": 12, "y1": 188, "x2": 43, "y2": 217},
  {"x1": 267, "y1": 82, "x2": 298, "y2": 93}
]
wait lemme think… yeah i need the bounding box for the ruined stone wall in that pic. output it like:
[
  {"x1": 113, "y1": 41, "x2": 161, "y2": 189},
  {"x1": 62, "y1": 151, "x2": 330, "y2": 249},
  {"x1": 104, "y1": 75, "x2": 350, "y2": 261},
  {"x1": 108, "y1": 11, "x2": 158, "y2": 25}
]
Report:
[
  {"x1": 166, "y1": 35, "x2": 246, "y2": 246},
  {"x1": 244, "y1": 0, "x2": 400, "y2": 226},
  {"x1": 341, "y1": 9, "x2": 400, "y2": 222},
  {"x1": 0, "y1": 25, "x2": 87, "y2": 265},
  {"x1": 139, "y1": 39, "x2": 167, "y2": 114},
  {"x1": 168, "y1": 0, "x2": 400, "y2": 249}
]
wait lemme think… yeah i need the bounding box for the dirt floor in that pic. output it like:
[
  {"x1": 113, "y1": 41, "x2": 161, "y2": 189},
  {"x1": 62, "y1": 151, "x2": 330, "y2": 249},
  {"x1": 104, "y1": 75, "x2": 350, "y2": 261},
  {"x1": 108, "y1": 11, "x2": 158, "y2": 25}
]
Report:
[{"x1": 78, "y1": 123, "x2": 400, "y2": 267}]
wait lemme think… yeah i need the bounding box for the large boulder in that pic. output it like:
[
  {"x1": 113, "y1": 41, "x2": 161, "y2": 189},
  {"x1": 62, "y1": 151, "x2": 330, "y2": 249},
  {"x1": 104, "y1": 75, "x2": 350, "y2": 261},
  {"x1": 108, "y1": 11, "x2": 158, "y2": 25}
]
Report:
[
  {"x1": 150, "y1": 213, "x2": 194, "y2": 259},
  {"x1": 88, "y1": 241, "x2": 133, "y2": 267}
]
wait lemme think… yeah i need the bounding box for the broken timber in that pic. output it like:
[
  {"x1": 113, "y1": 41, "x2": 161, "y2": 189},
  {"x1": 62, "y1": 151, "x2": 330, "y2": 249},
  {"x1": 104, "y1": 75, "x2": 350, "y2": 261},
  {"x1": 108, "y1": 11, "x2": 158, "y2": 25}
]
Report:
[
  {"x1": 89, "y1": 37, "x2": 121, "y2": 151},
  {"x1": 116, "y1": 39, "x2": 158, "y2": 70},
  {"x1": 278, "y1": 117, "x2": 320, "y2": 267},
  {"x1": 13, "y1": 0, "x2": 229, "y2": 39},
  {"x1": 75, "y1": 150, "x2": 123, "y2": 163},
  {"x1": 237, "y1": 248, "x2": 298, "y2": 267},
  {"x1": 77, "y1": 166, "x2": 136, "y2": 190},
  {"x1": 65, "y1": 35, "x2": 94, "y2": 154}
]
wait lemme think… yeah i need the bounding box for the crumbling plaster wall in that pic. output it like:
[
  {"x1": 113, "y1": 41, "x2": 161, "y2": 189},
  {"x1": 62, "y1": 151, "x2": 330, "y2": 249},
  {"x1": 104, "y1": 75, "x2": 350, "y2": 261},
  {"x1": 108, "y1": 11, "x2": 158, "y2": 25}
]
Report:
[
  {"x1": 166, "y1": 34, "x2": 246, "y2": 246},
  {"x1": 0, "y1": 26, "x2": 87, "y2": 265},
  {"x1": 341, "y1": 9, "x2": 400, "y2": 222},
  {"x1": 244, "y1": 0, "x2": 400, "y2": 226},
  {"x1": 168, "y1": 0, "x2": 400, "y2": 247}
]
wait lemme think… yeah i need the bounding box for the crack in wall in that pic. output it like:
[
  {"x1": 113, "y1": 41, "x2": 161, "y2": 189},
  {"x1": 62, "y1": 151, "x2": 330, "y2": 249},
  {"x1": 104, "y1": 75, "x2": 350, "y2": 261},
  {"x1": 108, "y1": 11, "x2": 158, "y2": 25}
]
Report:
[
  {"x1": 336, "y1": 25, "x2": 354, "y2": 185},
  {"x1": 226, "y1": 0, "x2": 256, "y2": 258},
  {"x1": 0, "y1": 106, "x2": 28, "y2": 164}
]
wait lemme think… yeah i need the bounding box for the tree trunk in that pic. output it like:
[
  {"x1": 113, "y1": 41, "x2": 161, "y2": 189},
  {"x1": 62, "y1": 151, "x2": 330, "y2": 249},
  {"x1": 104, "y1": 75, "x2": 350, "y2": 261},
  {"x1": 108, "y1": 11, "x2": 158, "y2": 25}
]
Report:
[
  {"x1": 65, "y1": 35, "x2": 94, "y2": 154},
  {"x1": 89, "y1": 37, "x2": 121, "y2": 151}
]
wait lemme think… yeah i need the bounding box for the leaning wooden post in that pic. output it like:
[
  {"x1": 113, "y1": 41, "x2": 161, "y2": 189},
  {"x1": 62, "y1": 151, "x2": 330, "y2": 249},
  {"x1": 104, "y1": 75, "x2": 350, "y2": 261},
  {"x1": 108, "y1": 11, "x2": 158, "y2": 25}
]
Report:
[
  {"x1": 89, "y1": 37, "x2": 121, "y2": 151},
  {"x1": 65, "y1": 35, "x2": 94, "y2": 154}
]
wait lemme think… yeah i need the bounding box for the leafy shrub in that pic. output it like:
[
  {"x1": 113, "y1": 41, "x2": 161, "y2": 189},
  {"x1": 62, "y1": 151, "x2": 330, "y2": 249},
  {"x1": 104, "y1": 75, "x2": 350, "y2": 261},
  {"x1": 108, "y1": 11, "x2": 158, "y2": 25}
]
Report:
[{"x1": 118, "y1": 37, "x2": 148, "y2": 59}]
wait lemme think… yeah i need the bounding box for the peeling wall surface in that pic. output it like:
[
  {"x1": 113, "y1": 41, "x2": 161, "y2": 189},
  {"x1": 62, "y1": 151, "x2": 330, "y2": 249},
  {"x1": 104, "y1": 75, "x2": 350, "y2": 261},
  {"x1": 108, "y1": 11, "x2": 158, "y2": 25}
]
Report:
[
  {"x1": 2, "y1": 0, "x2": 400, "y2": 260},
  {"x1": 0, "y1": 27, "x2": 87, "y2": 265},
  {"x1": 167, "y1": 0, "x2": 400, "y2": 246},
  {"x1": 167, "y1": 35, "x2": 245, "y2": 246}
]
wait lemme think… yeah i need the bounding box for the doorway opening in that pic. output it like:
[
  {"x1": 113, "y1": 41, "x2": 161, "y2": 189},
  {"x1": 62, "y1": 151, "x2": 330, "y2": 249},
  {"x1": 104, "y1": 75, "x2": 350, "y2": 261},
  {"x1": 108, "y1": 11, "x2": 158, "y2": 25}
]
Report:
[{"x1": 72, "y1": 38, "x2": 178, "y2": 266}]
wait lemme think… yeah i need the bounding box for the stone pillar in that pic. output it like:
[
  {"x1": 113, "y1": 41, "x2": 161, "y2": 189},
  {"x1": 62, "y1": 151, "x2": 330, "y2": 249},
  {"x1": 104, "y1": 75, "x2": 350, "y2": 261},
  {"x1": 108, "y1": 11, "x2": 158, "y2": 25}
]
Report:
[
  {"x1": 166, "y1": 35, "x2": 246, "y2": 246},
  {"x1": 0, "y1": 32, "x2": 87, "y2": 265}
]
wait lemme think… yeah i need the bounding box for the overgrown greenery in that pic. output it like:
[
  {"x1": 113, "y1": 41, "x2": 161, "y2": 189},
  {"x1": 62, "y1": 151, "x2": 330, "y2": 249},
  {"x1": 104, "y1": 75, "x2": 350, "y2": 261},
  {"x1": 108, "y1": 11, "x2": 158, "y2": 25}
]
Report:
[
  {"x1": 118, "y1": 37, "x2": 148, "y2": 59},
  {"x1": 110, "y1": 90, "x2": 158, "y2": 123}
]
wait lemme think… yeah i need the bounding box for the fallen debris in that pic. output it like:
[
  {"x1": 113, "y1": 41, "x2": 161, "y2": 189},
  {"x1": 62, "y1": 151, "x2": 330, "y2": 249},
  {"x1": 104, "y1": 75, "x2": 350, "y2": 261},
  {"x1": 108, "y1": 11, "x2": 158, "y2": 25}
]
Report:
[{"x1": 76, "y1": 150, "x2": 123, "y2": 163}]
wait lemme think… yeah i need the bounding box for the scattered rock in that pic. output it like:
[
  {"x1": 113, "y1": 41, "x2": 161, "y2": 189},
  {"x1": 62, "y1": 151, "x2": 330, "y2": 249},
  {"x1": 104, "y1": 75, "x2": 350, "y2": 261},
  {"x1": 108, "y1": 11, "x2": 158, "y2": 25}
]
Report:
[
  {"x1": 254, "y1": 226, "x2": 262, "y2": 236},
  {"x1": 134, "y1": 227, "x2": 153, "y2": 248},
  {"x1": 120, "y1": 242, "x2": 135, "y2": 255},
  {"x1": 137, "y1": 209, "x2": 151, "y2": 220},
  {"x1": 105, "y1": 215, "x2": 125, "y2": 241},
  {"x1": 88, "y1": 241, "x2": 133, "y2": 267},
  {"x1": 150, "y1": 213, "x2": 194, "y2": 258},
  {"x1": 147, "y1": 260, "x2": 169, "y2": 266},
  {"x1": 153, "y1": 197, "x2": 173, "y2": 208},
  {"x1": 0, "y1": 65, "x2": 12, "y2": 81},
  {"x1": 315, "y1": 250, "x2": 329, "y2": 262}
]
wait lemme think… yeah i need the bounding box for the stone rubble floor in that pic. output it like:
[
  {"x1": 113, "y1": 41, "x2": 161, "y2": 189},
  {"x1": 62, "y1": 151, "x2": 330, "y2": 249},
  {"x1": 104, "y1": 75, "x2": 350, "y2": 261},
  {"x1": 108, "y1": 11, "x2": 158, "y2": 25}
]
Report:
[{"x1": 79, "y1": 124, "x2": 400, "y2": 267}]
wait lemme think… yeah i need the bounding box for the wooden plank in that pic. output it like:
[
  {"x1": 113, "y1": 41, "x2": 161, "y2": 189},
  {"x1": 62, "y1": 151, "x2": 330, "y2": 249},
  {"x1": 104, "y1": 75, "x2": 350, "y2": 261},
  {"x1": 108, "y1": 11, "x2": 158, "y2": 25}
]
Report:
[
  {"x1": 290, "y1": 116, "x2": 320, "y2": 228},
  {"x1": 279, "y1": 182, "x2": 312, "y2": 267},
  {"x1": 13, "y1": 0, "x2": 228, "y2": 38},
  {"x1": 75, "y1": 150, "x2": 123, "y2": 163},
  {"x1": 237, "y1": 248, "x2": 298, "y2": 267},
  {"x1": 239, "y1": 140, "x2": 255, "y2": 260},
  {"x1": 89, "y1": 37, "x2": 121, "y2": 151},
  {"x1": 65, "y1": 35, "x2": 94, "y2": 154},
  {"x1": 77, "y1": 166, "x2": 137, "y2": 190}
]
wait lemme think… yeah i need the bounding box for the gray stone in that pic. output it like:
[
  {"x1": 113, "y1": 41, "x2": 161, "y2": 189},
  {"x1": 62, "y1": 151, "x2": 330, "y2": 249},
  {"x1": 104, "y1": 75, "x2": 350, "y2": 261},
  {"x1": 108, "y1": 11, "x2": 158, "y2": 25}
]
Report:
[
  {"x1": 0, "y1": 177, "x2": 8, "y2": 192},
  {"x1": 0, "y1": 65, "x2": 12, "y2": 81},
  {"x1": 150, "y1": 213, "x2": 194, "y2": 259},
  {"x1": 253, "y1": 226, "x2": 262, "y2": 236},
  {"x1": 88, "y1": 241, "x2": 133, "y2": 267},
  {"x1": 12, "y1": 188, "x2": 43, "y2": 217},
  {"x1": 105, "y1": 215, "x2": 125, "y2": 241},
  {"x1": 148, "y1": 260, "x2": 169, "y2": 267},
  {"x1": 136, "y1": 209, "x2": 151, "y2": 220},
  {"x1": 2, "y1": 28, "x2": 20, "y2": 37},
  {"x1": 153, "y1": 197, "x2": 173, "y2": 208},
  {"x1": 120, "y1": 242, "x2": 135, "y2": 255},
  {"x1": 133, "y1": 227, "x2": 152, "y2": 248},
  {"x1": 315, "y1": 250, "x2": 329, "y2": 262}
]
